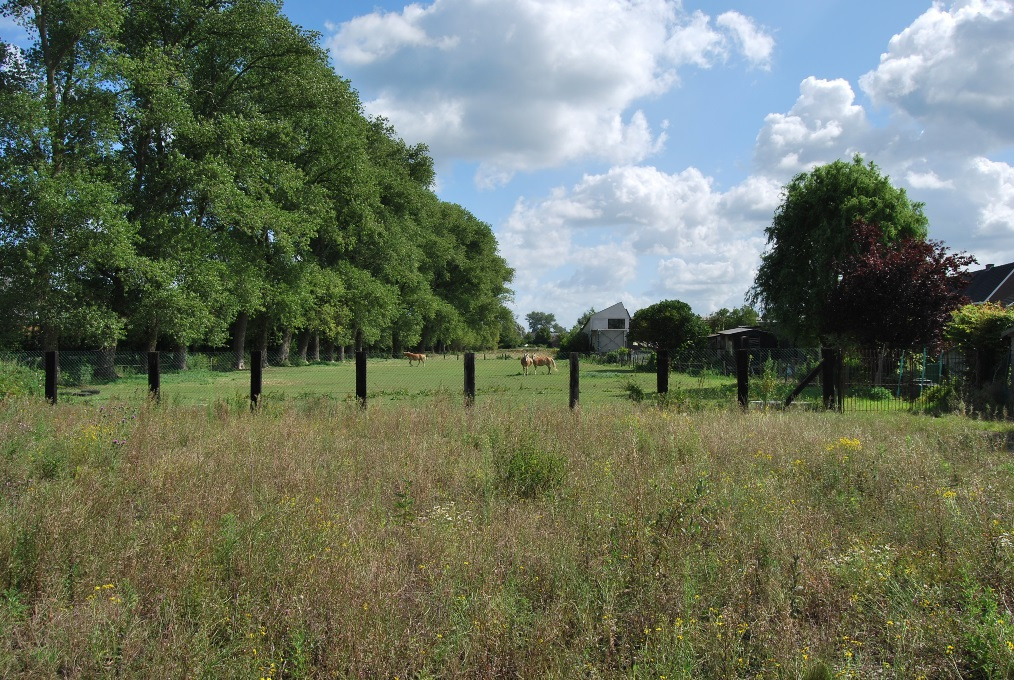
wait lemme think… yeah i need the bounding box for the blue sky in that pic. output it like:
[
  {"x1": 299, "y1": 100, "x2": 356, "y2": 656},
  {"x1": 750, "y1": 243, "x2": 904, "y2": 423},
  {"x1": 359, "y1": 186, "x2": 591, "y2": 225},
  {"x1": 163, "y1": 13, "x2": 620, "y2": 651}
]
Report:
[{"x1": 6, "y1": 1, "x2": 1014, "y2": 330}]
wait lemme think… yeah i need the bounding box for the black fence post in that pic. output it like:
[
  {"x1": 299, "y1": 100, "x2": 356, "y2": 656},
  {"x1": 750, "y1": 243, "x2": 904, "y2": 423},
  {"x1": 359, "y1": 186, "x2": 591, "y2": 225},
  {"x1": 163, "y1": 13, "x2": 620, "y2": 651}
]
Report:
[
  {"x1": 44, "y1": 350, "x2": 58, "y2": 405},
  {"x1": 147, "y1": 351, "x2": 160, "y2": 402},
  {"x1": 656, "y1": 349, "x2": 669, "y2": 395},
  {"x1": 356, "y1": 351, "x2": 367, "y2": 409},
  {"x1": 835, "y1": 349, "x2": 845, "y2": 412},
  {"x1": 569, "y1": 353, "x2": 580, "y2": 409},
  {"x1": 821, "y1": 347, "x2": 835, "y2": 410},
  {"x1": 250, "y1": 350, "x2": 262, "y2": 410},
  {"x1": 736, "y1": 348, "x2": 749, "y2": 409},
  {"x1": 464, "y1": 352, "x2": 476, "y2": 406}
]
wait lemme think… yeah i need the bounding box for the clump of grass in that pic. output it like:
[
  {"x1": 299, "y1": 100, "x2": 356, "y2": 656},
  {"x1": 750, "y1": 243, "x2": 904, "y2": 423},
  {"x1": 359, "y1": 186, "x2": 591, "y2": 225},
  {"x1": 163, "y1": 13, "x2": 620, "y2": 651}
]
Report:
[{"x1": 493, "y1": 432, "x2": 567, "y2": 498}]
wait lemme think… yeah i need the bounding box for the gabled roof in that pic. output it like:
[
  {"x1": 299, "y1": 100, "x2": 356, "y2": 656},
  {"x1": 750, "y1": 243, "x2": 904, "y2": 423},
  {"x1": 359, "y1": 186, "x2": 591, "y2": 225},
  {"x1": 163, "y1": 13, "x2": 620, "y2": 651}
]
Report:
[
  {"x1": 591, "y1": 302, "x2": 630, "y2": 319},
  {"x1": 580, "y1": 302, "x2": 631, "y2": 332},
  {"x1": 964, "y1": 262, "x2": 1014, "y2": 304}
]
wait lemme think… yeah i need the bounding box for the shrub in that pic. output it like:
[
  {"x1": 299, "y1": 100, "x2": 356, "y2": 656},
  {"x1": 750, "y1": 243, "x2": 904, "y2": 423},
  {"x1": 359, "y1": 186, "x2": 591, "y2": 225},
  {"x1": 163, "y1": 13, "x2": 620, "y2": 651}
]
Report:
[
  {"x1": 919, "y1": 380, "x2": 962, "y2": 416},
  {"x1": 0, "y1": 360, "x2": 40, "y2": 399},
  {"x1": 867, "y1": 386, "x2": 893, "y2": 402},
  {"x1": 496, "y1": 437, "x2": 566, "y2": 499},
  {"x1": 623, "y1": 379, "x2": 646, "y2": 403}
]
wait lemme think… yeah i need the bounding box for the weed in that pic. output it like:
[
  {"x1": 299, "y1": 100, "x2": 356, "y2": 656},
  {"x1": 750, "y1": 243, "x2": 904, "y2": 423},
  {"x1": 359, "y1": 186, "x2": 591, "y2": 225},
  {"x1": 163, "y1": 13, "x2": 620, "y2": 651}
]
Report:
[{"x1": 495, "y1": 435, "x2": 566, "y2": 498}]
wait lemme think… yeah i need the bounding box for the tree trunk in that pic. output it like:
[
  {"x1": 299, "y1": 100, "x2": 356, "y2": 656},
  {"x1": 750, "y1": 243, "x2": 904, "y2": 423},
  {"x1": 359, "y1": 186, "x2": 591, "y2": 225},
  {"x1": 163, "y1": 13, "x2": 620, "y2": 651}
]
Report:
[
  {"x1": 94, "y1": 344, "x2": 119, "y2": 381},
  {"x1": 174, "y1": 343, "x2": 188, "y2": 372},
  {"x1": 339, "y1": 345, "x2": 346, "y2": 362},
  {"x1": 144, "y1": 323, "x2": 159, "y2": 353},
  {"x1": 233, "y1": 312, "x2": 248, "y2": 370},
  {"x1": 298, "y1": 330, "x2": 310, "y2": 363},
  {"x1": 875, "y1": 347, "x2": 886, "y2": 386},
  {"x1": 324, "y1": 339, "x2": 336, "y2": 362},
  {"x1": 392, "y1": 331, "x2": 401, "y2": 359},
  {"x1": 311, "y1": 332, "x2": 320, "y2": 362},
  {"x1": 279, "y1": 329, "x2": 292, "y2": 365},
  {"x1": 355, "y1": 328, "x2": 364, "y2": 352},
  {"x1": 258, "y1": 320, "x2": 269, "y2": 367},
  {"x1": 42, "y1": 323, "x2": 59, "y2": 352}
]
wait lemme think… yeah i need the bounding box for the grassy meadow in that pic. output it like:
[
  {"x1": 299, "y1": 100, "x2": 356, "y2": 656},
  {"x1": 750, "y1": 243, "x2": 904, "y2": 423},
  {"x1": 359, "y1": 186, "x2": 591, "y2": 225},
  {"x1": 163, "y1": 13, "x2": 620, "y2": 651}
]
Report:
[
  {"x1": 47, "y1": 354, "x2": 738, "y2": 410},
  {"x1": 1, "y1": 396, "x2": 1013, "y2": 678}
]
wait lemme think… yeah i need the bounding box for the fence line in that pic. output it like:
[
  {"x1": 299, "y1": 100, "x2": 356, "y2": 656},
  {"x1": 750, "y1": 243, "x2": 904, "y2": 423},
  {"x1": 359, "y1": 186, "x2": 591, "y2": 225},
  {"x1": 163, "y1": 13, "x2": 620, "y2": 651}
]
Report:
[{"x1": 0, "y1": 346, "x2": 1008, "y2": 415}]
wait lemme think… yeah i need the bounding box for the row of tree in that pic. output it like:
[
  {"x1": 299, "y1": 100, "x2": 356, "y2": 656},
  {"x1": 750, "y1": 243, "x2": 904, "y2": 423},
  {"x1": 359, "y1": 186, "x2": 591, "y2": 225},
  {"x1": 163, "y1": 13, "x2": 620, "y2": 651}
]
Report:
[{"x1": 0, "y1": 0, "x2": 515, "y2": 368}]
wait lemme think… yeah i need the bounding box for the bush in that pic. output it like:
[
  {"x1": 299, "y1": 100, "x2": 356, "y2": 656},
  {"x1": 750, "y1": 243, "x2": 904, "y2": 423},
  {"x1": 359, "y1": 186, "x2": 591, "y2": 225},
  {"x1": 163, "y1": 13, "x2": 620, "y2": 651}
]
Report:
[
  {"x1": 919, "y1": 381, "x2": 962, "y2": 416},
  {"x1": 623, "y1": 379, "x2": 646, "y2": 403},
  {"x1": 186, "y1": 353, "x2": 212, "y2": 371},
  {"x1": 0, "y1": 360, "x2": 41, "y2": 399},
  {"x1": 603, "y1": 348, "x2": 631, "y2": 365},
  {"x1": 867, "y1": 386, "x2": 893, "y2": 402},
  {"x1": 496, "y1": 437, "x2": 566, "y2": 499}
]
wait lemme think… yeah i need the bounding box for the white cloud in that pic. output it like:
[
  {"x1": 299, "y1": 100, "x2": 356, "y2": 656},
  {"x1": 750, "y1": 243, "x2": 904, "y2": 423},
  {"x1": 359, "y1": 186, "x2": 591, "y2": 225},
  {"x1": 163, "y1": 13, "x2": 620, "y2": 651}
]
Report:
[
  {"x1": 859, "y1": 0, "x2": 1014, "y2": 150},
  {"x1": 968, "y1": 157, "x2": 1014, "y2": 237},
  {"x1": 716, "y1": 11, "x2": 774, "y2": 68},
  {"x1": 754, "y1": 77, "x2": 870, "y2": 175},
  {"x1": 328, "y1": 5, "x2": 458, "y2": 65},
  {"x1": 501, "y1": 165, "x2": 775, "y2": 319},
  {"x1": 326, "y1": 0, "x2": 774, "y2": 184},
  {"x1": 905, "y1": 169, "x2": 954, "y2": 190}
]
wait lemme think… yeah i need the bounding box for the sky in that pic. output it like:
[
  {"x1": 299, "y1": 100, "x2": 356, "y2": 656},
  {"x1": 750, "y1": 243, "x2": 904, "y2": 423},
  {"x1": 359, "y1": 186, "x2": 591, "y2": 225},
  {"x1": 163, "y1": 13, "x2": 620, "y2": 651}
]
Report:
[{"x1": 6, "y1": 1, "x2": 1014, "y2": 331}]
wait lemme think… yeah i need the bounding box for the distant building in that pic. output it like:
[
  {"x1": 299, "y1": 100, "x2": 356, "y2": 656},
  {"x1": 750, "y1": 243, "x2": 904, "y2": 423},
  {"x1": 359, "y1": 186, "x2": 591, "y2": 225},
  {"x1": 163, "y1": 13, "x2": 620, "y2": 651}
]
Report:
[
  {"x1": 581, "y1": 302, "x2": 631, "y2": 353},
  {"x1": 707, "y1": 327, "x2": 779, "y2": 353},
  {"x1": 964, "y1": 262, "x2": 1014, "y2": 305}
]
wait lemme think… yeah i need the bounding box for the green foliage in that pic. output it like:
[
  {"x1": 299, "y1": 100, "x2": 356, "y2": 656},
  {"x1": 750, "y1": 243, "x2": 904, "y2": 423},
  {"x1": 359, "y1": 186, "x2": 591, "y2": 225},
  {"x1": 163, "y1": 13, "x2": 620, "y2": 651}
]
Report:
[
  {"x1": 629, "y1": 299, "x2": 708, "y2": 351},
  {"x1": 392, "y1": 479, "x2": 416, "y2": 526},
  {"x1": 945, "y1": 303, "x2": 1014, "y2": 359},
  {"x1": 919, "y1": 381, "x2": 961, "y2": 416},
  {"x1": 495, "y1": 436, "x2": 566, "y2": 499},
  {"x1": 0, "y1": 0, "x2": 514, "y2": 357},
  {"x1": 751, "y1": 156, "x2": 928, "y2": 343},
  {"x1": 821, "y1": 221, "x2": 974, "y2": 351},
  {"x1": 866, "y1": 386, "x2": 894, "y2": 402},
  {"x1": 623, "y1": 379, "x2": 646, "y2": 403},
  {"x1": 603, "y1": 349, "x2": 630, "y2": 364},
  {"x1": 704, "y1": 305, "x2": 761, "y2": 332},
  {"x1": 0, "y1": 360, "x2": 40, "y2": 399}
]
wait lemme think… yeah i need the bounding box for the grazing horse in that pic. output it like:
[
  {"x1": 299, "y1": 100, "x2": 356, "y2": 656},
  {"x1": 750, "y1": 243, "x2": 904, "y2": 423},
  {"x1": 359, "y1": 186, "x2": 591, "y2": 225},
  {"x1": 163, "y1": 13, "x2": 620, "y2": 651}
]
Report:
[
  {"x1": 520, "y1": 352, "x2": 534, "y2": 376},
  {"x1": 532, "y1": 355, "x2": 556, "y2": 374},
  {"x1": 403, "y1": 351, "x2": 426, "y2": 366}
]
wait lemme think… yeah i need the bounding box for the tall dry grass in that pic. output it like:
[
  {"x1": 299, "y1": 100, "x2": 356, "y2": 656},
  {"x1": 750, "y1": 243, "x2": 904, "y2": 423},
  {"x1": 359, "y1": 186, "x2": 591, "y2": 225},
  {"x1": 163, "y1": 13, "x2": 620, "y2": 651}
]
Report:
[{"x1": 0, "y1": 396, "x2": 1012, "y2": 678}]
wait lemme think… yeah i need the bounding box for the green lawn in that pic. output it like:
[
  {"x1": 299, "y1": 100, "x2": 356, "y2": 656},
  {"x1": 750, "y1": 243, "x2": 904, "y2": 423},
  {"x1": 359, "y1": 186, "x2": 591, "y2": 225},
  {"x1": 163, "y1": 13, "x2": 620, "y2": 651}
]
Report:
[{"x1": 53, "y1": 356, "x2": 741, "y2": 409}]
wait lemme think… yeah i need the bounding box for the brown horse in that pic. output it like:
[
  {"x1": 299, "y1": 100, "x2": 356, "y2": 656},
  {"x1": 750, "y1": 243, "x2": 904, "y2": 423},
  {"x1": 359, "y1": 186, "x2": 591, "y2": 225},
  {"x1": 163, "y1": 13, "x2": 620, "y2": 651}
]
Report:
[
  {"x1": 403, "y1": 351, "x2": 426, "y2": 366},
  {"x1": 520, "y1": 352, "x2": 534, "y2": 376},
  {"x1": 532, "y1": 355, "x2": 556, "y2": 374}
]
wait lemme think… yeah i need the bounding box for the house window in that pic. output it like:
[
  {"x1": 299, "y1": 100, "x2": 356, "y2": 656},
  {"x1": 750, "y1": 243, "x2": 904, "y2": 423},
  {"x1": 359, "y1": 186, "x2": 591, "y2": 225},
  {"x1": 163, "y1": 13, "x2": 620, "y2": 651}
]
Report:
[{"x1": 607, "y1": 318, "x2": 625, "y2": 330}]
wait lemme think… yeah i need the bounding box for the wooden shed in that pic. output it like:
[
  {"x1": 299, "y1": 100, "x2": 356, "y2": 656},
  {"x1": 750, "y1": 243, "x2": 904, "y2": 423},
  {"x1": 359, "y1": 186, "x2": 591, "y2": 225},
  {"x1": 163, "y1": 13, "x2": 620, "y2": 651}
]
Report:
[{"x1": 707, "y1": 327, "x2": 779, "y2": 353}]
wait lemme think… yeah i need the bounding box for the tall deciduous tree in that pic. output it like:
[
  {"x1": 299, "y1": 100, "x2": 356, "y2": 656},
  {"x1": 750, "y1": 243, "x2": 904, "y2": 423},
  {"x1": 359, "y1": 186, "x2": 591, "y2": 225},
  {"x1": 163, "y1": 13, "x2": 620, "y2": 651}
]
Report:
[
  {"x1": 0, "y1": 0, "x2": 133, "y2": 351},
  {"x1": 750, "y1": 155, "x2": 928, "y2": 344},
  {"x1": 629, "y1": 300, "x2": 708, "y2": 352},
  {"x1": 704, "y1": 305, "x2": 761, "y2": 332},
  {"x1": 822, "y1": 220, "x2": 974, "y2": 352}
]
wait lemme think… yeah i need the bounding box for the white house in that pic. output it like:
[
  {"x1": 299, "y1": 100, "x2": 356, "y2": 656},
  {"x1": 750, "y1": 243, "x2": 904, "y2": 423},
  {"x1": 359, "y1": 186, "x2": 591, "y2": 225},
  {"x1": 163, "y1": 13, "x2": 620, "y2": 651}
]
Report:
[{"x1": 581, "y1": 302, "x2": 631, "y2": 353}]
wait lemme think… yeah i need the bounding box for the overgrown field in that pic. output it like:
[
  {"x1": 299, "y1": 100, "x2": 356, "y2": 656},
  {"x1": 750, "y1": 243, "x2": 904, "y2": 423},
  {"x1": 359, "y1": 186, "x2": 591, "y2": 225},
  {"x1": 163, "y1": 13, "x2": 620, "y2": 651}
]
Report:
[{"x1": 1, "y1": 398, "x2": 1012, "y2": 678}]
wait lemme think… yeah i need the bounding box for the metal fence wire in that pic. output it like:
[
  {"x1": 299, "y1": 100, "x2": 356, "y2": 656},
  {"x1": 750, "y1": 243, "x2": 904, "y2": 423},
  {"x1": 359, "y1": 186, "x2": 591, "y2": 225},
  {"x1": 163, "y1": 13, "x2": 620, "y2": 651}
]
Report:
[{"x1": 0, "y1": 346, "x2": 1009, "y2": 413}]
